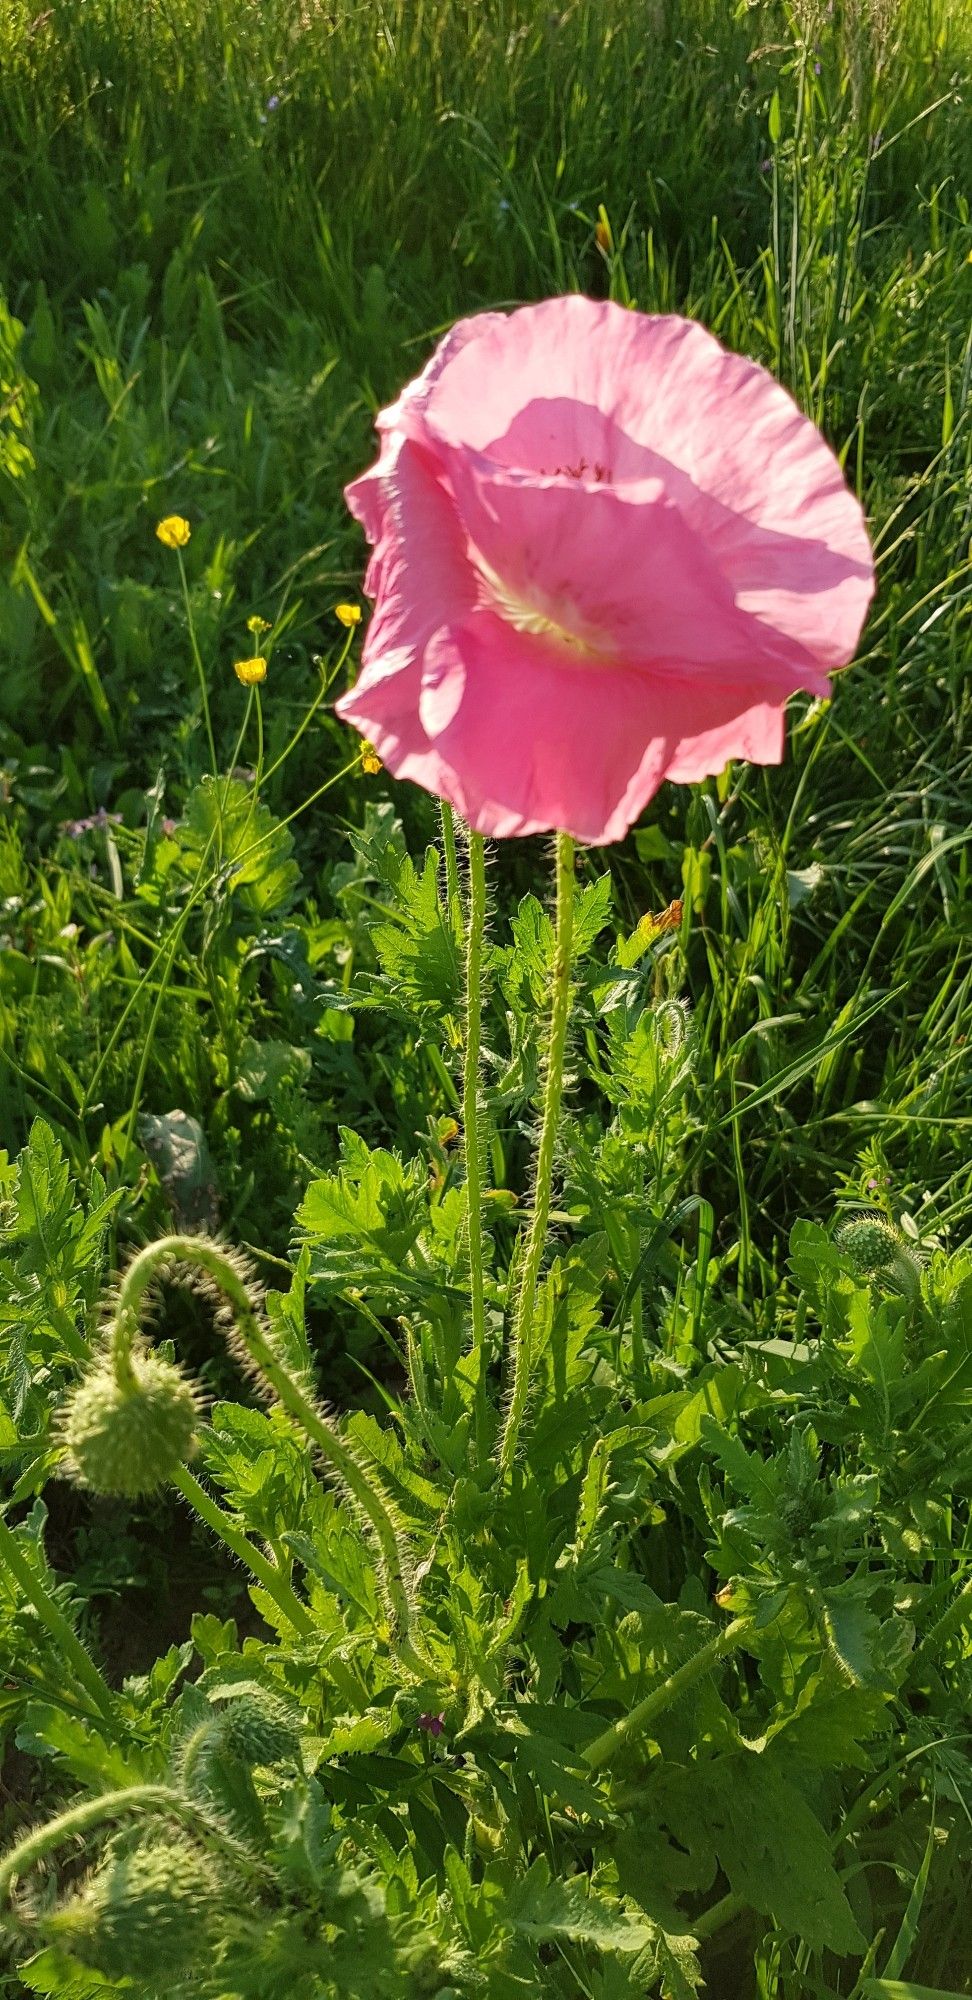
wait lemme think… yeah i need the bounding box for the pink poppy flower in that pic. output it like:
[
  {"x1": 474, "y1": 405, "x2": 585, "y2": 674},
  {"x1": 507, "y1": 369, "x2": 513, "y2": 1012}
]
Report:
[{"x1": 337, "y1": 296, "x2": 874, "y2": 845}]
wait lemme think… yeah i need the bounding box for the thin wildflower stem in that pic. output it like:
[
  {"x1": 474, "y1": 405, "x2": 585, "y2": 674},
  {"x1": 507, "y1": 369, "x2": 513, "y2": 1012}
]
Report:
[
  {"x1": 261, "y1": 630, "x2": 353, "y2": 785},
  {"x1": 176, "y1": 547, "x2": 218, "y2": 777},
  {"x1": 231, "y1": 753, "x2": 362, "y2": 871},
  {"x1": 583, "y1": 1616, "x2": 753, "y2": 1771},
  {"x1": 497, "y1": 831, "x2": 575, "y2": 1477},
  {"x1": 171, "y1": 1465, "x2": 315, "y2": 1639}
]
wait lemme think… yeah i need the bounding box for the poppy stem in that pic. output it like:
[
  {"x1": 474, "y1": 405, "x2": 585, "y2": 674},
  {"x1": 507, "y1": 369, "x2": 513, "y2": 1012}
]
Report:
[
  {"x1": 583, "y1": 1616, "x2": 753, "y2": 1771},
  {"x1": 497, "y1": 830, "x2": 575, "y2": 1477},
  {"x1": 462, "y1": 831, "x2": 490, "y2": 1458},
  {"x1": 439, "y1": 801, "x2": 461, "y2": 913}
]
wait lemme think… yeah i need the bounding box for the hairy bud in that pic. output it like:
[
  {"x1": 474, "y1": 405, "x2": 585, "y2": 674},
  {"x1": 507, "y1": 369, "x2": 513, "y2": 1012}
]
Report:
[
  {"x1": 43, "y1": 1839, "x2": 220, "y2": 1983},
  {"x1": 216, "y1": 1694, "x2": 301, "y2": 1768},
  {"x1": 835, "y1": 1212, "x2": 916, "y2": 1282},
  {"x1": 653, "y1": 997, "x2": 694, "y2": 1060},
  {"x1": 61, "y1": 1353, "x2": 199, "y2": 1496}
]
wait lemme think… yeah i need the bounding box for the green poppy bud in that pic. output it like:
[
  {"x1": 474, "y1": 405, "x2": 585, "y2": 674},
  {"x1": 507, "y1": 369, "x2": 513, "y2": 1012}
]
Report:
[
  {"x1": 61, "y1": 1353, "x2": 198, "y2": 1497},
  {"x1": 217, "y1": 1694, "x2": 301, "y2": 1768},
  {"x1": 835, "y1": 1213, "x2": 908, "y2": 1279},
  {"x1": 43, "y1": 1839, "x2": 219, "y2": 1984}
]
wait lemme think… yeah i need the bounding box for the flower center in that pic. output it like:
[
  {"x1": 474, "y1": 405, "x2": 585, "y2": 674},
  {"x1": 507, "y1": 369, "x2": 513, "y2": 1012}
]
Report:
[{"x1": 473, "y1": 555, "x2": 611, "y2": 660}]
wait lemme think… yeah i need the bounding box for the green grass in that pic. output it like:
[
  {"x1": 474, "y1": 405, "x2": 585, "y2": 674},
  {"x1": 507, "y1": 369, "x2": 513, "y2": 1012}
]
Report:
[
  {"x1": 2, "y1": 0, "x2": 970, "y2": 1275},
  {"x1": 0, "y1": 6, "x2": 971, "y2": 1985}
]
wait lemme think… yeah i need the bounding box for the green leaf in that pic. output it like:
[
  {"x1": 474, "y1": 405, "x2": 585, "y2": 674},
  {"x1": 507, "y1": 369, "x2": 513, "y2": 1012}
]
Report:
[
  {"x1": 506, "y1": 1857, "x2": 654, "y2": 1952},
  {"x1": 296, "y1": 1130, "x2": 430, "y2": 1306},
  {"x1": 700, "y1": 1755, "x2": 865, "y2": 1954},
  {"x1": 370, "y1": 846, "x2": 461, "y2": 1012},
  {"x1": 234, "y1": 1036, "x2": 311, "y2": 1102},
  {"x1": 573, "y1": 872, "x2": 613, "y2": 958},
  {"x1": 182, "y1": 775, "x2": 300, "y2": 914},
  {"x1": 20, "y1": 1948, "x2": 118, "y2": 1996},
  {"x1": 15, "y1": 1118, "x2": 74, "y2": 1241},
  {"x1": 863, "y1": 1987, "x2": 972, "y2": 2000},
  {"x1": 15, "y1": 1704, "x2": 151, "y2": 1790}
]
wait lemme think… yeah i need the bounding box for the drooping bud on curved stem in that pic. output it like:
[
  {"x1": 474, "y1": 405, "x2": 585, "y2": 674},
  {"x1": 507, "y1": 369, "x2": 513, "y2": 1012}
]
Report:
[
  {"x1": 66, "y1": 1236, "x2": 433, "y2": 1678},
  {"x1": 0, "y1": 1784, "x2": 271, "y2": 1917}
]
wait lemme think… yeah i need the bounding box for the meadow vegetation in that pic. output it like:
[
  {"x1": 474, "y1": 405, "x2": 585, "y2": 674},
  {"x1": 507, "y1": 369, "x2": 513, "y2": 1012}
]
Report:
[{"x1": 0, "y1": 2, "x2": 971, "y2": 1995}]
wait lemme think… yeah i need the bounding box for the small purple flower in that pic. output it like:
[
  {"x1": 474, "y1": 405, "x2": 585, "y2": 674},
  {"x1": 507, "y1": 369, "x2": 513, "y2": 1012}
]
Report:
[
  {"x1": 867, "y1": 1177, "x2": 879, "y2": 1191},
  {"x1": 417, "y1": 1712, "x2": 446, "y2": 1738},
  {"x1": 814, "y1": 60, "x2": 822, "y2": 75},
  {"x1": 870, "y1": 131, "x2": 884, "y2": 154},
  {"x1": 759, "y1": 157, "x2": 773, "y2": 175},
  {"x1": 63, "y1": 807, "x2": 122, "y2": 840},
  {"x1": 162, "y1": 817, "x2": 177, "y2": 838},
  {"x1": 266, "y1": 93, "x2": 280, "y2": 112}
]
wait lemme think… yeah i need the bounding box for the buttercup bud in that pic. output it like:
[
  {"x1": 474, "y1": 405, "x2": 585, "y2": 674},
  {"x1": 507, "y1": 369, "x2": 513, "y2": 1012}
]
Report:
[
  {"x1": 44, "y1": 1839, "x2": 220, "y2": 1983},
  {"x1": 61, "y1": 1352, "x2": 199, "y2": 1497}
]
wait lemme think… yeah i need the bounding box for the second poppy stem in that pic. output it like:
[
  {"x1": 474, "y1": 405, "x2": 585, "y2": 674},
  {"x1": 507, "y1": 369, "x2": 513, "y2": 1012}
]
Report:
[
  {"x1": 463, "y1": 831, "x2": 489, "y2": 1455},
  {"x1": 497, "y1": 830, "x2": 575, "y2": 1476}
]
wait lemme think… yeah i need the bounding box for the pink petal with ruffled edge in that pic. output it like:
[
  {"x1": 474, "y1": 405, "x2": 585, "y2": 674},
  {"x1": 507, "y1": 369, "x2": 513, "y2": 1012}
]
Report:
[{"x1": 399, "y1": 298, "x2": 873, "y2": 677}]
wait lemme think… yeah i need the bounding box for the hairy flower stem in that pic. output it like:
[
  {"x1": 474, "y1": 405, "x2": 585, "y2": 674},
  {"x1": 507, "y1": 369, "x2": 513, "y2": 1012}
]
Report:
[
  {"x1": 170, "y1": 1465, "x2": 315, "y2": 1639},
  {"x1": 497, "y1": 831, "x2": 575, "y2": 1477},
  {"x1": 463, "y1": 831, "x2": 490, "y2": 1457},
  {"x1": 439, "y1": 801, "x2": 461, "y2": 914},
  {"x1": 0, "y1": 1785, "x2": 271, "y2": 1909},
  {"x1": 583, "y1": 1616, "x2": 753, "y2": 1772},
  {"x1": 0, "y1": 1515, "x2": 118, "y2": 1734},
  {"x1": 109, "y1": 1238, "x2": 431, "y2": 1677}
]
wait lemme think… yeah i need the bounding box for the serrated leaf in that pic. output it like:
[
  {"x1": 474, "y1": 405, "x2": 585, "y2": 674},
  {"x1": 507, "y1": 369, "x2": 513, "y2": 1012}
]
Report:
[
  {"x1": 182, "y1": 774, "x2": 300, "y2": 914},
  {"x1": 507, "y1": 1857, "x2": 654, "y2": 1952},
  {"x1": 700, "y1": 1755, "x2": 865, "y2": 1954}
]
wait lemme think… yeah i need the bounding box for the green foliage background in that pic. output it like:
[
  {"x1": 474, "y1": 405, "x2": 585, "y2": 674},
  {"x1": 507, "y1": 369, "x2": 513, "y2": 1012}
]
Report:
[{"x1": 0, "y1": 1, "x2": 971, "y2": 1995}]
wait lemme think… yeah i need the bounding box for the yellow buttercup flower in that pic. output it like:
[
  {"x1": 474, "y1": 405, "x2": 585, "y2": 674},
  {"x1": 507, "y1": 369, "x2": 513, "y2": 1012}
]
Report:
[
  {"x1": 155, "y1": 515, "x2": 191, "y2": 549},
  {"x1": 360, "y1": 743, "x2": 381, "y2": 774},
  {"x1": 335, "y1": 603, "x2": 362, "y2": 628},
  {"x1": 247, "y1": 614, "x2": 271, "y2": 636},
  {"x1": 234, "y1": 655, "x2": 268, "y2": 687}
]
